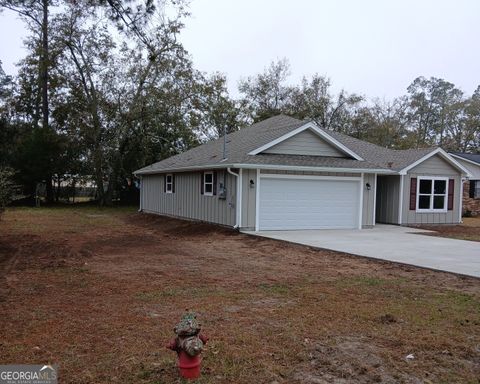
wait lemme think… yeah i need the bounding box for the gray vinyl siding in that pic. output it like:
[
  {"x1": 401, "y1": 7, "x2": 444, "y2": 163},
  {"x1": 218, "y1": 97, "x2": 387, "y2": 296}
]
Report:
[
  {"x1": 263, "y1": 129, "x2": 346, "y2": 157},
  {"x1": 410, "y1": 155, "x2": 460, "y2": 174},
  {"x1": 401, "y1": 156, "x2": 461, "y2": 224},
  {"x1": 454, "y1": 157, "x2": 480, "y2": 180},
  {"x1": 141, "y1": 171, "x2": 236, "y2": 226},
  {"x1": 376, "y1": 175, "x2": 400, "y2": 224},
  {"x1": 241, "y1": 169, "x2": 257, "y2": 230},
  {"x1": 362, "y1": 173, "x2": 376, "y2": 228}
]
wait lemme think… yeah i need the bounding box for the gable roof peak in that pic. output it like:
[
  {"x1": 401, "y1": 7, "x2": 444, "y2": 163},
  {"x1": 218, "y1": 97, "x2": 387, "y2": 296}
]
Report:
[{"x1": 133, "y1": 115, "x2": 469, "y2": 176}]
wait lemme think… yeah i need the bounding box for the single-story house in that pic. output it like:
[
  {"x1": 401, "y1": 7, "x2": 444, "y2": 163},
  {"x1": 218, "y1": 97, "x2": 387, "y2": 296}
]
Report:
[
  {"x1": 449, "y1": 153, "x2": 480, "y2": 216},
  {"x1": 134, "y1": 115, "x2": 471, "y2": 231}
]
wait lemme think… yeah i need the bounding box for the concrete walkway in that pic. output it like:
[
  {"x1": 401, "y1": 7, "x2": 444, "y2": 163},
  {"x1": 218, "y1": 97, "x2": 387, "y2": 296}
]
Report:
[{"x1": 243, "y1": 225, "x2": 480, "y2": 278}]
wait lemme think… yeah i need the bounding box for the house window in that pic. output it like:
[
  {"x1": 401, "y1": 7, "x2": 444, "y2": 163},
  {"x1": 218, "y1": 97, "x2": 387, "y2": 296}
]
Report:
[
  {"x1": 166, "y1": 174, "x2": 173, "y2": 193},
  {"x1": 203, "y1": 172, "x2": 214, "y2": 196},
  {"x1": 417, "y1": 177, "x2": 448, "y2": 212},
  {"x1": 470, "y1": 180, "x2": 480, "y2": 199}
]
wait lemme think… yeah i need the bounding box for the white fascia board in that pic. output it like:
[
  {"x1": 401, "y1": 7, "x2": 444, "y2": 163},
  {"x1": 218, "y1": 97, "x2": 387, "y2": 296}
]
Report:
[
  {"x1": 135, "y1": 163, "x2": 396, "y2": 175},
  {"x1": 449, "y1": 153, "x2": 480, "y2": 169},
  {"x1": 247, "y1": 122, "x2": 364, "y2": 161},
  {"x1": 260, "y1": 174, "x2": 361, "y2": 181},
  {"x1": 236, "y1": 164, "x2": 395, "y2": 174},
  {"x1": 134, "y1": 163, "x2": 232, "y2": 175},
  {"x1": 399, "y1": 148, "x2": 472, "y2": 177}
]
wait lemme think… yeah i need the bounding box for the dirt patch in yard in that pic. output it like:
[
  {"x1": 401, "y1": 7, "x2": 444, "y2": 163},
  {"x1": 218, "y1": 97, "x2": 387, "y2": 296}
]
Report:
[
  {"x1": 0, "y1": 207, "x2": 479, "y2": 383},
  {"x1": 293, "y1": 336, "x2": 423, "y2": 383}
]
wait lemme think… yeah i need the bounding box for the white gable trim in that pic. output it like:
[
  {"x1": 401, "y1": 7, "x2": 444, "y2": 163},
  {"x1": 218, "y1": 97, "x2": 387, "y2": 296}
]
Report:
[
  {"x1": 449, "y1": 153, "x2": 480, "y2": 168},
  {"x1": 399, "y1": 148, "x2": 472, "y2": 177},
  {"x1": 247, "y1": 122, "x2": 364, "y2": 161}
]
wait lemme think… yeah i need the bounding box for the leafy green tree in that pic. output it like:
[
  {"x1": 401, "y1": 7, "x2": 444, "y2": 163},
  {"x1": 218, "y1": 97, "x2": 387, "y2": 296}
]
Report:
[
  {"x1": 0, "y1": 60, "x2": 12, "y2": 100},
  {"x1": 0, "y1": 167, "x2": 16, "y2": 218},
  {"x1": 190, "y1": 73, "x2": 243, "y2": 140},
  {"x1": 462, "y1": 86, "x2": 480, "y2": 152},
  {"x1": 239, "y1": 58, "x2": 293, "y2": 122},
  {"x1": 0, "y1": 0, "x2": 57, "y2": 200},
  {"x1": 238, "y1": 60, "x2": 363, "y2": 132},
  {"x1": 0, "y1": 0, "x2": 51, "y2": 130},
  {"x1": 13, "y1": 127, "x2": 63, "y2": 198},
  {"x1": 288, "y1": 74, "x2": 363, "y2": 132},
  {"x1": 0, "y1": 61, "x2": 15, "y2": 166},
  {"x1": 51, "y1": 3, "x2": 236, "y2": 204},
  {"x1": 347, "y1": 98, "x2": 413, "y2": 149},
  {"x1": 406, "y1": 76, "x2": 464, "y2": 148}
]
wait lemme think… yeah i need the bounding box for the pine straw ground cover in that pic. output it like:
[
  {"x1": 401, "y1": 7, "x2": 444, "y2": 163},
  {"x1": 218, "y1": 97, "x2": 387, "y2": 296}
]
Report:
[{"x1": 0, "y1": 206, "x2": 479, "y2": 384}]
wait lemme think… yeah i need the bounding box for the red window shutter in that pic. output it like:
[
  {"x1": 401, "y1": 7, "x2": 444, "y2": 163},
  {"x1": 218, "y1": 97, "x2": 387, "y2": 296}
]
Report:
[
  {"x1": 448, "y1": 179, "x2": 454, "y2": 210},
  {"x1": 172, "y1": 174, "x2": 175, "y2": 193},
  {"x1": 409, "y1": 177, "x2": 417, "y2": 210},
  {"x1": 163, "y1": 174, "x2": 166, "y2": 193},
  {"x1": 213, "y1": 171, "x2": 217, "y2": 195},
  {"x1": 200, "y1": 172, "x2": 204, "y2": 194}
]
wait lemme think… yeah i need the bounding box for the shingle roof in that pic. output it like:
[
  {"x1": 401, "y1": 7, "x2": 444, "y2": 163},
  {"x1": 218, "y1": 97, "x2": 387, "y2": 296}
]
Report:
[
  {"x1": 450, "y1": 152, "x2": 480, "y2": 165},
  {"x1": 325, "y1": 130, "x2": 436, "y2": 171},
  {"x1": 134, "y1": 115, "x2": 437, "y2": 175}
]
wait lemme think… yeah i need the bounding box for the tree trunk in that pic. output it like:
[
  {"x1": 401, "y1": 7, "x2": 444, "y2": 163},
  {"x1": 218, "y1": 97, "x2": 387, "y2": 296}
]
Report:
[
  {"x1": 41, "y1": 0, "x2": 53, "y2": 203},
  {"x1": 41, "y1": 0, "x2": 49, "y2": 130},
  {"x1": 56, "y1": 176, "x2": 61, "y2": 202},
  {"x1": 104, "y1": 177, "x2": 115, "y2": 206},
  {"x1": 45, "y1": 175, "x2": 53, "y2": 204},
  {"x1": 93, "y1": 153, "x2": 105, "y2": 205},
  {"x1": 72, "y1": 178, "x2": 76, "y2": 203}
]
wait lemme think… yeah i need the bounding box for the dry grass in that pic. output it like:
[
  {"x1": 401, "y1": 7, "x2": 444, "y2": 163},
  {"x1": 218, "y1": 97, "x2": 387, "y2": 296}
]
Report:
[
  {"x1": 0, "y1": 207, "x2": 479, "y2": 383},
  {"x1": 463, "y1": 217, "x2": 480, "y2": 227},
  {"x1": 414, "y1": 217, "x2": 480, "y2": 242}
]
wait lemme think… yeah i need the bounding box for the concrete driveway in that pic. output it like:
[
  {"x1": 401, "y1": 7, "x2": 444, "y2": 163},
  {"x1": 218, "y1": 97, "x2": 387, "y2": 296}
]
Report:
[{"x1": 244, "y1": 225, "x2": 480, "y2": 278}]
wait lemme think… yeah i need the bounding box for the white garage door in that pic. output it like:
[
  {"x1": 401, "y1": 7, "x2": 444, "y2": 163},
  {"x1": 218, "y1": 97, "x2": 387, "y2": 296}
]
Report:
[{"x1": 259, "y1": 176, "x2": 360, "y2": 230}]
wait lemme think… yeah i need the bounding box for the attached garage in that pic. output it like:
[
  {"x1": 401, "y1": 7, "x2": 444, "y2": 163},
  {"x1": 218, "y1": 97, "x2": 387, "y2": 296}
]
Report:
[
  {"x1": 137, "y1": 116, "x2": 470, "y2": 231},
  {"x1": 258, "y1": 175, "x2": 361, "y2": 230}
]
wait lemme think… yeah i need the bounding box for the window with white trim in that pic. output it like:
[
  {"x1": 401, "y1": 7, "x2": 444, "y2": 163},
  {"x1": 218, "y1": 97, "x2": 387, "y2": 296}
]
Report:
[
  {"x1": 417, "y1": 177, "x2": 448, "y2": 212},
  {"x1": 166, "y1": 174, "x2": 173, "y2": 193},
  {"x1": 203, "y1": 172, "x2": 213, "y2": 196},
  {"x1": 470, "y1": 180, "x2": 480, "y2": 199}
]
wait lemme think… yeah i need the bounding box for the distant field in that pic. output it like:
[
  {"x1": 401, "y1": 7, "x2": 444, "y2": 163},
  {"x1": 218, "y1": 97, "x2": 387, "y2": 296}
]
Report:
[{"x1": 1, "y1": 207, "x2": 479, "y2": 383}]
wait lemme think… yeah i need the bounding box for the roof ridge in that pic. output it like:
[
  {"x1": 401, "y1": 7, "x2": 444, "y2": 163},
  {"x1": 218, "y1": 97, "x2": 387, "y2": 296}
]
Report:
[
  {"x1": 326, "y1": 129, "x2": 437, "y2": 155},
  {"x1": 135, "y1": 115, "x2": 451, "y2": 175},
  {"x1": 223, "y1": 114, "x2": 303, "y2": 140},
  {"x1": 324, "y1": 129, "x2": 394, "y2": 152}
]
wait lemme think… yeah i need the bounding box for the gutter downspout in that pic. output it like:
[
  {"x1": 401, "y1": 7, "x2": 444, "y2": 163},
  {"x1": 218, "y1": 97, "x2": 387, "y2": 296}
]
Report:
[
  {"x1": 459, "y1": 177, "x2": 466, "y2": 223},
  {"x1": 398, "y1": 174, "x2": 404, "y2": 225},
  {"x1": 227, "y1": 167, "x2": 241, "y2": 229}
]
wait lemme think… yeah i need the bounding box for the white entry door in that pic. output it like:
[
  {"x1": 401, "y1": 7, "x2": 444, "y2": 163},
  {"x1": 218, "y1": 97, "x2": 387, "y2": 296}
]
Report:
[{"x1": 259, "y1": 176, "x2": 360, "y2": 230}]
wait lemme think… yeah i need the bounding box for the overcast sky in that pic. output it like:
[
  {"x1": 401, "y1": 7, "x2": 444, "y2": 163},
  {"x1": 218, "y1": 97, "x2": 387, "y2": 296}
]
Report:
[{"x1": 1, "y1": 0, "x2": 479, "y2": 100}]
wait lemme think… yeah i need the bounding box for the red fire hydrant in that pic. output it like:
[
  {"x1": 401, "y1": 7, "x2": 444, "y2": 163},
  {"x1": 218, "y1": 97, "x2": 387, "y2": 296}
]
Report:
[{"x1": 167, "y1": 312, "x2": 208, "y2": 380}]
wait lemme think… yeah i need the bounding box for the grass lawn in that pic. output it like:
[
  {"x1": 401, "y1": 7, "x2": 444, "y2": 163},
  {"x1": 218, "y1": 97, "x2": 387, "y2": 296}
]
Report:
[
  {"x1": 1, "y1": 207, "x2": 479, "y2": 383},
  {"x1": 414, "y1": 217, "x2": 480, "y2": 242}
]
